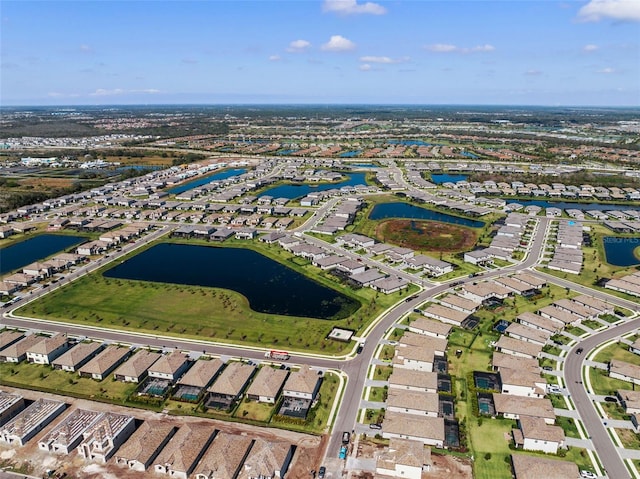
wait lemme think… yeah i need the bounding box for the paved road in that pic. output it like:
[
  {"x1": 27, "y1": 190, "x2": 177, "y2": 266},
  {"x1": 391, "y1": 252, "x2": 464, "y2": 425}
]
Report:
[{"x1": 564, "y1": 318, "x2": 640, "y2": 479}]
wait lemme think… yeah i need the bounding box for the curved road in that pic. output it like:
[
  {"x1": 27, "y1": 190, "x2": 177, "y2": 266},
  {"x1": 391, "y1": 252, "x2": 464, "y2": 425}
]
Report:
[{"x1": 564, "y1": 318, "x2": 640, "y2": 479}]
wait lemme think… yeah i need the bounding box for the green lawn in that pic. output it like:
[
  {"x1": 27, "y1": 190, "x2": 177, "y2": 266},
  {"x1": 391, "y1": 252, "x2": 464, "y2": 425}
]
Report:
[
  {"x1": 367, "y1": 386, "x2": 388, "y2": 401},
  {"x1": 469, "y1": 418, "x2": 515, "y2": 479},
  {"x1": 234, "y1": 399, "x2": 275, "y2": 422},
  {"x1": 602, "y1": 402, "x2": 629, "y2": 421},
  {"x1": 556, "y1": 416, "x2": 580, "y2": 438},
  {"x1": 593, "y1": 342, "x2": 638, "y2": 365},
  {"x1": 589, "y1": 368, "x2": 634, "y2": 396},
  {"x1": 0, "y1": 362, "x2": 137, "y2": 403},
  {"x1": 615, "y1": 428, "x2": 640, "y2": 450},
  {"x1": 372, "y1": 365, "x2": 393, "y2": 381},
  {"x1": 17, "y1": 239, "x2": 415, "y2": 355}
]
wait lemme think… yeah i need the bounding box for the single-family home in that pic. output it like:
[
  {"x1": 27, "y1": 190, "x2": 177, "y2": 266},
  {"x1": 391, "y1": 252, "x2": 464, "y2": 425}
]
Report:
[
  {"x1": 381, "y1": 412, "x2": 445, "y2": 448},
  {"x1": 78, "y1": 345, "x2": 131, "y2": 380},
  {"x1": 114, "y1": 421, "x2": 177, "y2": 472},
  {"x1": 113, "y1": 349, "x2": 162, "y2": 383},
  {"x1": 147, "y1": 351, "x2": 191, "y2": 382},
  {"x1": 237, "y1": 438, "x2": 294, "y2": 479},
  {"x1": 153, "y1": 424, "x2": 216, "y2": 479},
  {"x1": 38, "y1": 408, "x2": 103, "y2": 455},
  {"x1": 26, "y1": 334, "x2": 70, "y2": 365},
  {"x1": 192, "y1": 432, "x2": 253, "y2": 479},
  {"x1": 509, "y1": 454, "x2": 578, "y2": 479},
  {"x1": 52, "y1": 342, "x2": 103, "y2": 372},
  {"x1": 375, "y1": 438, "x2": 432, "y2": 479},
  {"x1": 78, "y1": 413, "x2": 136, "y2": 463}
]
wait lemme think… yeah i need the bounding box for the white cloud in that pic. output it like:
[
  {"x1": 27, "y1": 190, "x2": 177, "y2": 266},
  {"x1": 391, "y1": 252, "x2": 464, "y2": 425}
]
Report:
[
  {"x1": 89, "y1": 88, "x2": 160, "y2": 97},
  {"x1": 424, "y1": 43, "x2": 458, "y2": 53},
  {"x1": 424, "y1": 43, "x2": 495, "y2": 54},
  {"x1": 79, "y1": 44, "x2": 92, "y2": 53},
  {"x1": 596, "y1": 67, "x2": 616, "y2": 73},
  {"x1": 359, "y1": 55, "x2": 410, "y2": 64},
  {"x1": 269, "y1": 55, "x2": 281, "y2": 62},
  {"x1": 578, "y1": 0, "x2": 640, "y2": 22},
  {"x1": 359, "y1": 63, "x2": 372, "y2": 71},
  {"x1": 323, "y1": 0, "x2": 386, "y2": 15},
  {"x1": 286, "y1": 39, "x2": 311, "y2": 53},
  {"x1": 321, "y1": 35, "x2": 356, "y2": 52},
  {"x1": 182, "y1": 58, "x2": 198, "y2": 64},
  {"x1": 525, "y1": 69, "x2": 543, "y2": 76},
  {"x1": 583, "y1": 44, "x2": 599, "y2": 52}
]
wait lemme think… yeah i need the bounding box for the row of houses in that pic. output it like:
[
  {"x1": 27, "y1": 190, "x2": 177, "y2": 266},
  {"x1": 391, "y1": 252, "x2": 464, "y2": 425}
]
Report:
[
  {"x1": 545, "y1": 220, "x2": 584, "y2": 275},
  {"x1": 464, "y1": 213, "x2": 531, "y2": 266},
  {"x1": 605, "y1": 271, "x2": 640, "y2": 298},
  {"x1": 0, "y1": 252, "x2": 85, "y2": 296},
  {"x1": 0, "y1": 391, "x2": 295, "y2": 479},
  {"x1": 337, "y1": 232, "x2": 454, "y2": 277}
]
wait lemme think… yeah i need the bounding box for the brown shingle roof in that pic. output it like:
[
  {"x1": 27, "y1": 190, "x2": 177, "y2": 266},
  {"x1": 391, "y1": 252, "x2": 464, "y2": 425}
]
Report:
[
  {"x1": 207, "y1": 362, "x2": 255, "y2": 396},
  {"x1": 246, "y1": 367, "x2": 288, "y2": 399},
  {"x1": 115, "y1": 420, "x2": 176, "y2": 466},
  {"x1": 178, "y1": 358, "x2": 224, "y2": 388},
  {"x1": 193, "y1": 431, "x2": 252, "y2": 478},
  {"x1": 510, "y1": 454, "x2": 578, "y2": 479},
  {"x1": 154, "y1": 423, "x2": 214, "y2": 473}
]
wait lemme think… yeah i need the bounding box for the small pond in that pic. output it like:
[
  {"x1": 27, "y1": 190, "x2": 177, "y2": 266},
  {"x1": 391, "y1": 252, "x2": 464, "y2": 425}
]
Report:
[
  {"x1": 603, "y1": 237, "x2": 640, "y2": 267},
  {"x1": 369, "y1": 202, "x2": 484, "y2": 228},
  {"x1": 258, "y1": 172, "x2": 367, "y2": 200},
  {"x1": 1, "y1": 234, "x2": 87, "y2": 275},
  {"x1": 167, "y1": 168, "x2": 247, "y2": 195}
]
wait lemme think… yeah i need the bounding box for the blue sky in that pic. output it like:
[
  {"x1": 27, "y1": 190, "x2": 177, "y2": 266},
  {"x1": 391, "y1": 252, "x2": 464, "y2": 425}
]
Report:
[{"x1": 1, "y1": 0, "x2": 639, "y2": 106}]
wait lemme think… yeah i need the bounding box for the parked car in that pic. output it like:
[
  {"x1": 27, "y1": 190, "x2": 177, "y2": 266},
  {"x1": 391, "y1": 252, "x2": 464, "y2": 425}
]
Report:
[
  {"x1": 542, "y1": 366, "x2": 553, "y2": 371},
  {"x1": 576, "y1": 347, "x2": 584, "y2": 355},
  {"x1": 339, "y1": 446, "x2": 347, "y2": 460},
  {"x1": 604, "y1": 396, "x2": 618, "y2": 403},
  {"x1": 369, "y1": 423, "x2": 382, "y2": 430},
  {"x1": 580, "y1": 470, "x2": 596, "y2": 479},
  {"x1": 342, "y1": 431, "x2": 350, "y2": 444},
  {"x1": 318, "y1": 466, "x2": 326, "y2": 478}
]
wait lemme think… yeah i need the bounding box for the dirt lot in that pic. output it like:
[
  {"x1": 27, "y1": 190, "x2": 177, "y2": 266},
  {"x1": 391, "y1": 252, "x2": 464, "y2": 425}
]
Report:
[
  {"x1": 375, "y1": 219, "x2": 477, "y2": 253},
  {"x1": 0, "y1": 386, "x2": 325, "y2": 479}
]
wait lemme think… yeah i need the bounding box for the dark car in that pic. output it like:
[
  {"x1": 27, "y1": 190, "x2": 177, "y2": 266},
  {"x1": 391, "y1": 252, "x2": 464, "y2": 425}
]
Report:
[
  {"x1": 576, "y1": 348, "x2": 584, "y2": 354},
  {"x1": 318, "y1": 466, "x2": 326, "y2": 478},
  {"x1": 604, "y1": 396, "x2": 618, "y2": 403}
]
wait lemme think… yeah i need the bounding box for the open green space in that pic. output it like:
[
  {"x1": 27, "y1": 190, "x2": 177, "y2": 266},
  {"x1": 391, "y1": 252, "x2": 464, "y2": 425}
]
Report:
[
  {"x1": 593, "y1": 341, "x2": 639, "y2": 365},
  {"x1": 588, "y1": 368, "x2": 634, "y2": 396},
  {"x1": 17, "y1": 239, "x2": 415, "y2": 354},
  {"x1": 375, "y1": 219, "x2": 477, "y2": 252}
]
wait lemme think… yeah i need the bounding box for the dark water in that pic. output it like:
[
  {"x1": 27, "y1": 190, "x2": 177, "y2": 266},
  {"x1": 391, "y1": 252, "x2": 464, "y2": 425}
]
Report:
[
  {"x1": 369, "y1": 202, "x2": 484, "y2": 228},
  {"x1": 431, "y1": 174, "x2": 468, "y2": 184},
  {"x1": 103, "y1": 243, "x2": 360, "y2": 319},
  {"x1": 603, "y1": 237, "x2": 640, "y2": 266},
  {"x1": 516, "y1": 200, "x2": 640, "y2": 212},
  {"x1": 167, "y1": 168, "x2": 247, "y2": 195},
  {"x1": 0, "y1": 234, "x2": 87, "y2": 275},
  {"x1": 258, "y1": 172, "x2": 367, "y2": 200}
]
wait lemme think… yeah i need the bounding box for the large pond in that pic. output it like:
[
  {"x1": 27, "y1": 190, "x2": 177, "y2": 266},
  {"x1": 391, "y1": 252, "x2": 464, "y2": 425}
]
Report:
[
  {"x1": 603, "y1": 237, "x2": 640, "y2": 267},
  {"x1": 258, "y1": 172, "x2": 367, "y2": 200},
  {"x1": 431, "y1": 174, "x2": 468, "y2": 184},
  {"x1": 1, "y1": 234, "x2": 87, "y2": 275},
  {"x1": 369, "y1": 202, "x2": 484, "y2": 228},
  {"x1": 104, "y1": 243, "x2": 360, "y2": 319},
  {"x1": 167, "y1": 168, "x2": 247, "y2": 195},
  {"x1": 515, "y1": 199, "x2": 640, "y2": 212}
]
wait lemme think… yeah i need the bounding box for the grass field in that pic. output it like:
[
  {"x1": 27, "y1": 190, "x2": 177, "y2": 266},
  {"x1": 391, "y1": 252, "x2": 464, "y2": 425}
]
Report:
[
  {"x1": 593, "y1": 342, "x2": 638, "y2": 365},
  {"x1": 589, "y1": 368, "x2": 633, "y2": 396},
  {"x1": 17, "y1": 239, "x2": 414, "y2": 354}
]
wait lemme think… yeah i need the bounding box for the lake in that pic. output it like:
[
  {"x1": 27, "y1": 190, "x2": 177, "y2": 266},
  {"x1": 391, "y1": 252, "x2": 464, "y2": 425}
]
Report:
[
  {"x1": 258, "y1": 172, "x2": 367, "y2": 200},
  {"x1": 431, "y1": 174, "x2": 468, "y2": 184},
  {"x1": 1, "y1": 234, "x2": 87, "y2": 275},
  {"x1": 603, "y1": 237, "x2": 640, "y2": 267},
  {"x1": 515, "y1": 200, "x2": 640, "y2": 212},
  {"x1": 369, "y1": 202, "x2": 484, "y2": 228},
  {"x1": 167, "y1": 168, "x2": 247, "y2": 195},
  {"x1": 104, "y1": 243, "x2": 360, "y2": 319}
]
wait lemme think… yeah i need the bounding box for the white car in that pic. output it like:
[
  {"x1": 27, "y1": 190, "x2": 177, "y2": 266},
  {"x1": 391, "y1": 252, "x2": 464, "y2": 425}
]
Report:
[{"x1": 580, "y1": 470, "x2": 596, "y2": 479}]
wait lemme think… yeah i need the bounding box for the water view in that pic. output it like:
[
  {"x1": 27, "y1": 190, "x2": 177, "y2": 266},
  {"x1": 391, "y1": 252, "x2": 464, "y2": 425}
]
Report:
[
  {"x1": 431, "y1": 174, "x2": 468, "y2": 184},
  {"x1": 369, "y1": 202, "x2": 484, "y2": 228},
  {"x1": 516, "y1": 200, "x2": 640, "y2": 212},
  {"x1": 167, "y1": 168, "x2": 247, "y2": 195},
  {"x1": 104, "y1": 243, "x2": 360, "y2": 319},
  {"x1": 1, "y1": 234, "x2": 87, "y2": 275},
  {"x1": 258, "y1": 172, "x2": 367, "y2": 200},
  {"x1": 603, "y1": 237, "x2": 640, "y2": 267}
]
